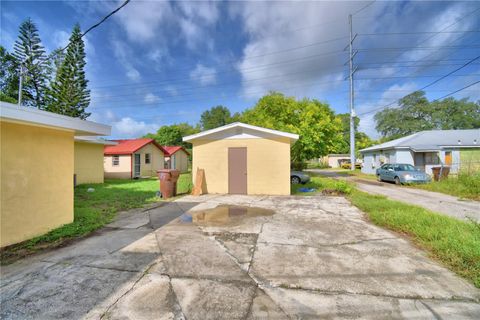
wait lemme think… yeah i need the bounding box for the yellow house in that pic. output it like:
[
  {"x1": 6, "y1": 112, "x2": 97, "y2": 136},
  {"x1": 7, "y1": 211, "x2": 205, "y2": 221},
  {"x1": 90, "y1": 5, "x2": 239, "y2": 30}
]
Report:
[
  {"x1": 163, "y1": 146, "x2": 190, "y2": 173},
  {"x1": 104, "y1": 138, "x2": 165, "y2": 179},
  {"x1": 74, "y1": 137, "x2": 117, "y2": 185},
  {"x1": 183, "y1": 122, "x2": 299, "y2": 195},
  {"x1": 0, "y1": 101, "x2": 110, "y2": 248}
]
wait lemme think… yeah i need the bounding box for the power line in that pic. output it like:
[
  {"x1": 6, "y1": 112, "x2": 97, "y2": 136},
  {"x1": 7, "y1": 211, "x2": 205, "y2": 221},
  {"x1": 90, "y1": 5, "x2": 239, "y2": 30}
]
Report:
[
  {"x1": 353, "y1": 1, "x2": 376, "y2": 16},
  {"x1": 432, "y1": 80, "x2": 480, "y2": 102},
  {"x1": 92, "y1": 48, "x2": 348, "y2": 91},
  {"x1": 357, "y1": 45, "x2": 480, "y2": 52},
  {"x1": 357, "y1": 54, "x2": 480, "y2": 116},
  {"x1": 358, "y1": 30, "x2": 480, "y2": 36},
  {"x1": 17, "y1": 0, "x2": 131, "y2": 105}
]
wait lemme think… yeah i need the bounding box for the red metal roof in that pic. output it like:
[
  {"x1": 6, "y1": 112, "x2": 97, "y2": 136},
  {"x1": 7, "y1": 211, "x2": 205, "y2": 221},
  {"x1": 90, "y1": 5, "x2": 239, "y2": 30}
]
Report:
[
  {"x1": 104, "y1": 138, "x2": 166, "y2": 155},
  {"x1": 163, "y1": 146, "x2": 190, "y2": 156}
]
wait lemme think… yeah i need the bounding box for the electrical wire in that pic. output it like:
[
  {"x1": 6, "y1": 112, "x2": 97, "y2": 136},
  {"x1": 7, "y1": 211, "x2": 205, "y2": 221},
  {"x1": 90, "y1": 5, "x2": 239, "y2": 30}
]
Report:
[{"x1": 357, "y1": 54, "x2": 480, "y2": 116}]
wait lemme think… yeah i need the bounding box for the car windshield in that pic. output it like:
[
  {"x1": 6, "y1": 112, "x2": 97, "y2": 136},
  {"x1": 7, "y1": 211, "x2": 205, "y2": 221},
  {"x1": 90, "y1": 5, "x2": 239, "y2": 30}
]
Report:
[{"x1": 394, "y1": 164, "x2": 416, "y2": 171}]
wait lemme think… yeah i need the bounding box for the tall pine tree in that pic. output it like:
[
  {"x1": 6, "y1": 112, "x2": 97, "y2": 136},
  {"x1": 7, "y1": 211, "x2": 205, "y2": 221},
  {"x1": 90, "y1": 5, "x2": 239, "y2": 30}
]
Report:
[
  {"x1": 47, "y1": 24, "x2": 90, "y2": 119},
  {"x1": 13, "y1": 18, "x2": 47, "y2": 108}
]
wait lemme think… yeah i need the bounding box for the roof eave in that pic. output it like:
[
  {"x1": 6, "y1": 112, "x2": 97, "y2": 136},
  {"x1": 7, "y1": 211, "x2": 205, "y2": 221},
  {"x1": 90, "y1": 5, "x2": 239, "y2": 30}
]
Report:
[{"x1": 1, "y1": 102, "x2": 111, "y2": 136}]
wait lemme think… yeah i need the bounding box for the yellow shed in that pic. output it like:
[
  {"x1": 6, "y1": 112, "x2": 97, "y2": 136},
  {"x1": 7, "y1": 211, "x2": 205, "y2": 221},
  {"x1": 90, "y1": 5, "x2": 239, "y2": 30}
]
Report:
[
  {"x1": 0, "y1": 102, "x2": 110, "y2": 248},
  {"x1": 74, "y1": 137, "x2": 117, "y2": 185},
  {"x1": 183, "y1": 122, "x2": 298, "y2": 195}
]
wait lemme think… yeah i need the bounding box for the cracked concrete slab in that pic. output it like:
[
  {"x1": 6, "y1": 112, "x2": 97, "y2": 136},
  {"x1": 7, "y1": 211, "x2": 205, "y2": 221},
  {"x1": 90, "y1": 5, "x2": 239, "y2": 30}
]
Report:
[
  {"x1": 155, "y1": 228, "x2": 252, "y2": 282},
  {"x1": 104, "y1": 273, "x2": 183, "y2": 320},
  {"x1": 171, "y1": 278, "x2": 255, "y2": 320},
  {"x1": 251, "y1": 239, "x2": 479, "y2": 300},
  {"x1": 1, "y1": 194, "x2": 479, "y2": 319}
]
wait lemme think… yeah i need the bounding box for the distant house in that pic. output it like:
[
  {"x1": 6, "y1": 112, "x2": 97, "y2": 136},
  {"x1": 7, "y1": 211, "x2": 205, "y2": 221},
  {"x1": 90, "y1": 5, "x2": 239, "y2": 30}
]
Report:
[
  {"x1": 0, "y1": 101, "x2": 110, "y2": 247},
  {"x1": 360, "y1": 129, "x2": 480, "y2": 175},
  {"x1": 104, "y1": 138, "x2": 166, "y2": 179},
  {"x1": 163, "y1": 146, "x2": 190, "y2": 173},
  {"x1": 323, "y1": 154, "x2": 351, "y2": 168},
  {"x1": 74, "y1": 137, "x2": 116, "y2": 185}
]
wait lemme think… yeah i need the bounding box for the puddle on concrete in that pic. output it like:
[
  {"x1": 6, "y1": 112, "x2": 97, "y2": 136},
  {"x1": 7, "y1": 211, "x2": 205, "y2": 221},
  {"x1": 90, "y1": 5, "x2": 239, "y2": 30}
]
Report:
[{"x1": 180, "y1": 205, "x2": 275, "y2": 226}]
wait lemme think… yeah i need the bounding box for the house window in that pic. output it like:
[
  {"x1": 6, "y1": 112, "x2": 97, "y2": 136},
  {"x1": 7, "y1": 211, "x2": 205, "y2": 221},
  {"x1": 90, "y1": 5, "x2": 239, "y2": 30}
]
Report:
[
  {"x1": 424, "y1": 152, "x2": 439, "y2": 165},
  {"x1": 112, "y1": 155, "x2": 120, "y2": 166},
  {"x1": 171, "y1": 154, "x2": 176, "y2": 169},
  {"x1": 145, "y1": 153, "x2": 151, "y2": 164}
]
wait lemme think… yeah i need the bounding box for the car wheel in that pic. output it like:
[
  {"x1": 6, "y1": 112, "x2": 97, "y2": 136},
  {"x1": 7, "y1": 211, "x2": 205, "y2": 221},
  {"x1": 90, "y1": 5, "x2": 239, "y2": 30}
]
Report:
[
  {"x1": 291, "y1": 176, "x2": 301, "y2": 184},
  {"x1": 376, "y1": 175, "x2": 382, "y2": 182},
  {"x1": 394, "y1": 177, "x2": 401, "y2": 185}
]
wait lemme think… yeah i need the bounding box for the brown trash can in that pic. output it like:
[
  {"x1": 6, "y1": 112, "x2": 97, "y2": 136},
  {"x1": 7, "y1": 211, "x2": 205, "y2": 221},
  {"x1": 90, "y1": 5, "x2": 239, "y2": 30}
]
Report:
[
  {"x1": 157, "y1": 169, "x2": 180, "y2": 199},
  {"x1": 431, "y1": 166, "x2": 450, "y2": 181}
]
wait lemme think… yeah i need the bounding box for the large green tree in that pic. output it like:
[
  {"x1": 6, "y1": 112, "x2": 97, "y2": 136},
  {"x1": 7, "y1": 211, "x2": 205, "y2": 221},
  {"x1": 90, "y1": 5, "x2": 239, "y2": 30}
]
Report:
[
  {"x1": 241, "y1": 92, "x2": 344, "y2": 162},
  {"x1": 144, "y1": 123, "x2": 199, "y2": 148},
  {"x1": 0, "y1": 46, "x2": 19, "y2": 103},
  {"x1": 375, "y1": 91, "x2": 480, "y2": 140},
  {"x1": 336, "y1": 113, "x2": 375, "y2": 154},
  {"x1": 46, "y1": 24, "x2": 90, "y2": 119},
  {"x1": 13, "y1": 18, "x2": 48, "y2": 108},
  {"x1": 200, "y1": 105, "x2": 234, "y2": 130}
]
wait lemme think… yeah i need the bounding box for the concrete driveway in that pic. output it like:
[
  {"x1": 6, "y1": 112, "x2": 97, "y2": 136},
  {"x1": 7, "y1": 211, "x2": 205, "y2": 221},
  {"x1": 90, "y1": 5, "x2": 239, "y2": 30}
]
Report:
[
  {"x1": 307, "y1": 169, "x2": 480, "y2": 222},
  {"x1": 1, "y1": 195, "x2": 479, "y2": 319}
]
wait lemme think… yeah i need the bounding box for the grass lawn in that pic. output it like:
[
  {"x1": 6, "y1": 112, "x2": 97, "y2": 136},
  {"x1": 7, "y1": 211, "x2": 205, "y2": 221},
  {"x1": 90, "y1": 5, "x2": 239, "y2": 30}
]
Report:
[
  {"x1": 292, "y1": 176, "x2": 480, "y2": 288},
  {"x1": 0, "y1": 172, "x2": 192, "y2": 264},
  {"x1": 411, "y1": 173, "x2": 480, "y2": 201},
  {"x1": 335, "y1": 168, "x2": 480, "y2": 201}
]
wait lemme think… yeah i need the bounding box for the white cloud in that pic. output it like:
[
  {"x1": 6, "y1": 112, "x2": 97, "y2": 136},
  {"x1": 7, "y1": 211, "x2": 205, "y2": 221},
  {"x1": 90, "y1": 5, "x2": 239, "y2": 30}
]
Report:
[
  {"x1": 165, "y1": 85, "x2": 178, "y2": 96},
  {"x1": 190, "y1": 64, "x2": 217, "y2": 86},
  {"x1": 357, "y1": 82, "x2": 418, "y2": 138},
  {"x1": 144, "y1": 93, "x2": 161, "y2": 104},
  {"x1": 110, "y1": 38, "x2": 141, "y2": 81},
  {"x1": 112, "y1": 117, "x2": 159, "y2": 138},
  {"x1": 114, "y1": 1, "x2": 173, "y2": 43}
]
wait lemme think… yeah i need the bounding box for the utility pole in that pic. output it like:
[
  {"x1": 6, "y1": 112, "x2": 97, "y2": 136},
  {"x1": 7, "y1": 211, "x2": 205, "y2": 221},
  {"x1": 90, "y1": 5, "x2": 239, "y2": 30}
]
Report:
[
  {"x1": 348, "y1": 14, "x2": 357, "y2": 171},
  {"x1": 18, "y1": 65, "x2": 23, "y2": 106}
]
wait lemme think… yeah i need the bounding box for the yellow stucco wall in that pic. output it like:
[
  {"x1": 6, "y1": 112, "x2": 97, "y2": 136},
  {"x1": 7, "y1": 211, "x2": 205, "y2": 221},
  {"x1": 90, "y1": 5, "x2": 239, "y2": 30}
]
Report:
[
  {"x1": 191, "y1": 137, "x2": 291, "y2": 195},
  {"x1": 1, "y1": 121, "x2": 74, "y2": 247},
  {"x1": 104, "y1": 155, "x2": 131, "y2": 179},
  {"x1": 171, "y1": 150, "x2": 189, "y2": 173},
  {"x1": 137, "y1": 144, "x2": 164, "y2": 177},
  {"x1": 74, "y1": 142, "x2": 104, "y2": 184}
]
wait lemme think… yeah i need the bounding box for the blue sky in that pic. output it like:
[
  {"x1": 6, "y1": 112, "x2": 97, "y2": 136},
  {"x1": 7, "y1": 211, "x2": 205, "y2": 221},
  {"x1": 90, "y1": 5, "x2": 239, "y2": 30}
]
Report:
[{"x1": 1, "y1": 0, "x2": 479, "y2": 139}]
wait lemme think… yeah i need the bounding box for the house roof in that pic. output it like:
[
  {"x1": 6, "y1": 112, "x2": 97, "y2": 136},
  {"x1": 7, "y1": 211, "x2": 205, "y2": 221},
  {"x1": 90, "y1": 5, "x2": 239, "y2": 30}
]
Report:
[
  {"x1": 182, "y1": 122, "x2": 299, "y2": 143},
  {"x1": 104, "y1": 138, "x2": 165, "y2": 155},
  {"x1": 360, "y1": 129, "x2": 480, "y2": 153},
  {"x1": 0, "y1": 101, "x2": 110, "y2": 136},
  {"x1": 163, "y1": 146, "x2": 190, "y2": 156}
]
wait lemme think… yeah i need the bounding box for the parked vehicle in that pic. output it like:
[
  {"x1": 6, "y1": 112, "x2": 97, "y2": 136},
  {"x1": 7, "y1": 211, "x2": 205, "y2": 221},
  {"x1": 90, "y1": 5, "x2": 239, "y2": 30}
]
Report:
[
  {"x1": 340, "y1": 160, "x2": 361, "y2": 169},
  {"x1": 291, "y1": 171, "x2": 310, "y2": 184},
  {"x1": 376, "y1": 163, "x2": 431, "y2": 184}
]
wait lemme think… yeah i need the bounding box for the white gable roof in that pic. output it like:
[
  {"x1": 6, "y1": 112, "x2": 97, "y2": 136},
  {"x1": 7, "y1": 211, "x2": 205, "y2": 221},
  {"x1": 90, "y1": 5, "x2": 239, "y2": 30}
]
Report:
[
  {"x1": 183, "y1": 122, "x2": 299, "y2": 142},
  {"x1": 0, "y1": 101, "x2": 111, "y2": 136}
]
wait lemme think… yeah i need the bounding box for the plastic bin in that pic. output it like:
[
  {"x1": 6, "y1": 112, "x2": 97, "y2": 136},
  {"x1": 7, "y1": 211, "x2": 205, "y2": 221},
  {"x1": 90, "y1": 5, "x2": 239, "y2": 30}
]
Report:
[
  {"x1": 431, "y1": 166, "x2": 450, "y2": 181},
  {"x1": 157, "y1": 169, "x2": 180, "y2": 199}
]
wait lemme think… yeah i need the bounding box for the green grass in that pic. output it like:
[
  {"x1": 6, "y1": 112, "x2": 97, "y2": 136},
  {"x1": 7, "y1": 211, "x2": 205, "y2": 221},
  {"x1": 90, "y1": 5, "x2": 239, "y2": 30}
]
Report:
[
  {"x1": 412, "y1": 172, "x2": 480, "y2": 201},
  {"x1": 1, "y1": 173, "x2": 192, "y2": 264},
  {"x1": 291, "y1": 176, "x2": 353, "y2": 195},
  {"x1": 350, "y1": 189, "x2": 480, "y2": 288},
  {"x1": 292, "y1": 177, "x2": 480, "y2": 288}
]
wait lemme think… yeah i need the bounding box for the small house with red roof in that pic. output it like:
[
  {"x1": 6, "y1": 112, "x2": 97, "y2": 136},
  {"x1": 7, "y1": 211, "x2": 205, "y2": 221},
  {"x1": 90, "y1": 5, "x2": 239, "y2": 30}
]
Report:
[
  {"x1": 163, "y1": 146, "x2": 190, "y2": 173},
  {"x1": 104, "y1": 138, "x2": 166, "y2": 179}
]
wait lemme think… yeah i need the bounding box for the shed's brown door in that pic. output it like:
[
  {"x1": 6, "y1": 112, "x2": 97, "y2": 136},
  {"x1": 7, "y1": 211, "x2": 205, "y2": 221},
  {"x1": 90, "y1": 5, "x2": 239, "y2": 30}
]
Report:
[{"x1": 228, "y1": 147, "x2": 247, "y2": 194}]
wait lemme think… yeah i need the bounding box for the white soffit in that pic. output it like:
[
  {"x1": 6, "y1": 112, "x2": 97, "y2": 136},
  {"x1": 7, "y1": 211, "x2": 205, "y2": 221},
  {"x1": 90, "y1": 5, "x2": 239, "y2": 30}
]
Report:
[
  {"x1": 0, "y1": 101, "x2": 111, "y2": 136},
  {"x1": 183, "y1": 122, "x2": 299, "y2": 142}
]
